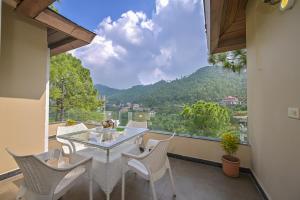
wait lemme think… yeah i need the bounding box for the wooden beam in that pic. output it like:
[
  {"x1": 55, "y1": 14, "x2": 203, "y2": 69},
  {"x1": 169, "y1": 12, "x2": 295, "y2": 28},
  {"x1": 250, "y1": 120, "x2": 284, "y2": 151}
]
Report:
[
  {"x1": 210, "y1": 0, "x2": 225, "y2": 53},
  {"x1": 219, "y1": 29, "x2": 245, "y2": 42},
  {"x1": 213, "y1": 43, "x2": 246, "y2": 54},
  {"x1": 204, "y1": 0, "x2": 247, "y2": 54},
  {"x1": 48, "y1": 30, "x2": 69, "y2": 44},
  {"x1": 50, "y1": 39, "x2": 87, "y2": 56},
  {"x1": 220, "y1": 0, "x2": 239, "y2": 35},
  {"x1": 48, "y1": 36, "x2": 76, "y2": 49},
  {"x1": 214, "y1": 36, "x2": 246, "y2": 53},
  {"x1": 35, "y1": 8, "x2": 95, "y2": 43},
  {"x1": 16, "y1": 0, "x2": 55, "y2": 18},
  {"x1": 3, "y1": 0, "x2": 19, "y2": 8},
  {"x1": 5, "y1": 0, "x2": 95, "y2": 55}
]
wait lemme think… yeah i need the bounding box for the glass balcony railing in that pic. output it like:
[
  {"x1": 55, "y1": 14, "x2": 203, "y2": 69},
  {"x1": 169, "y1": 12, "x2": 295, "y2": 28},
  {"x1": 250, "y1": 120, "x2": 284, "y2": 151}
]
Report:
[
  {"x1": 49, "y1": 107, "x2": 105, "y2": 124},
  {"x1": 49, "y1": 104, "x2": 248, "y2": 144}
]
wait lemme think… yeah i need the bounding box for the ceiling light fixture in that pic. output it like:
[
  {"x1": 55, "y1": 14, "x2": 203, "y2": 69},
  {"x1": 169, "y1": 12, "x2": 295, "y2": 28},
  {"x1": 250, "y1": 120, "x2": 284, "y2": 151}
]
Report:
[
  {"x1": 262, "y1": 0, "x2": 280, "y2": 5},
  {"x1": 262, "y1": 0, "x2": 296, "y2": 11},
  {"x1": 280, "y1": 0, "x2": 296, "y2": 11}
]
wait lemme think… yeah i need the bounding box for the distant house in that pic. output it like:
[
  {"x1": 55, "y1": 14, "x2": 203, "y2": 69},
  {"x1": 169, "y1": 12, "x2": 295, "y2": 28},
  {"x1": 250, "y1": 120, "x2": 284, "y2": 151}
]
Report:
[
  {"x1": 149, "y1": 111, "x2": 156, "y2": 117},
  {"x1": 132, "y1": 104, "x2": 140, "y2": 110},
  {"x1": 135, "y1": 107, "x2": 144, "y2": 112},
  {"x1": 120, "y1": 107, "x2": 129, "y2": 112},
  {"x1": 221, "y1": 96, "x2": 240, "y2": 106},
  {"x1": 126, "y1": 102, "x2": 132, "y2": 107}
]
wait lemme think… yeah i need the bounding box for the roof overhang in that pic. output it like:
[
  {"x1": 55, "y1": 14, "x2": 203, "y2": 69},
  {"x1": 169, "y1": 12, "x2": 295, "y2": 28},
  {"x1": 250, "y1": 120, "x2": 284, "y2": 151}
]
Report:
[
  {"x1": 203, "y1": 0, "x2": 247, "y2": 54},
  {"x1": 3, "y1": 0, "x2": 96, "y2": 56}
]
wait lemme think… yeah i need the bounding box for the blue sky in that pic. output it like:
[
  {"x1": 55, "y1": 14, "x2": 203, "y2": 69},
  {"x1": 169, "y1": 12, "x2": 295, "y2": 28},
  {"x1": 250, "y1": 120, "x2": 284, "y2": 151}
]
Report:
[
  {"x1": 55, "y1": 0, "x2": 208, "y2": 89},
  {"x1": 54, "y1": 0, "x2": 156, "y2": 32}
]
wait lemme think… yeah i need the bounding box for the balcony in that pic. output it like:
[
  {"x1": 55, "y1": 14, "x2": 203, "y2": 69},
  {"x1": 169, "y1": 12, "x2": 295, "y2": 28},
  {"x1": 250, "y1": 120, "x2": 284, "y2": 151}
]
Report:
[
  {"x1": 0, "y1": 123, "x2": 263, "y2": 200},
  {"x1": 1, "y1": 0, "x2": 300, "y2": 199}
]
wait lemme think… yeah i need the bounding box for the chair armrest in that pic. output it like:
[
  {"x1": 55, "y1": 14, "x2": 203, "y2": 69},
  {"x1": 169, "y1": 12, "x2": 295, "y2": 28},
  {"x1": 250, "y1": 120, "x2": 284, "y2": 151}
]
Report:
[
  {"x1": 145, "y1": 139, "x2": 159, "y2": 151},
  {"x1": 35, "y1": 149, "x2": 60, "y2": 161},
  {"x1": 33, "y1": 154, "x2": 93, "y2": 195},
  {"x1": 53, "y1": 156, "x2": 93, "y2": 172},
  {"x1": 56, "y1": 140, "x2": 74, "y2": 155},
  {"x1": 34, "y1": 150, "x2": 93, "y2": 173},
  {"x1": 122, "y1": 152, "x2": 149, "y2": 160}
]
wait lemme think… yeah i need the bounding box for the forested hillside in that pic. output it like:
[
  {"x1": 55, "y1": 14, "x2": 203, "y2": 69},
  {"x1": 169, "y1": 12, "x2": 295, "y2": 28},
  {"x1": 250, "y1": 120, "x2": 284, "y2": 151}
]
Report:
[
  {"x1": 94, "y1": 85, "x2": 121, "y2": 97},
  {"x1": 95, "y1": 66, "x2": 246, "y2": 106}
]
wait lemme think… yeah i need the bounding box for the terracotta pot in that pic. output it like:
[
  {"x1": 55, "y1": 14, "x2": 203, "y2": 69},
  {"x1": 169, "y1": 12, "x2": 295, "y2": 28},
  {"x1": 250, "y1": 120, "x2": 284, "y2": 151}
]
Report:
[{"x1": 222, "y1": 155, "x2": 240, "y2": 177}]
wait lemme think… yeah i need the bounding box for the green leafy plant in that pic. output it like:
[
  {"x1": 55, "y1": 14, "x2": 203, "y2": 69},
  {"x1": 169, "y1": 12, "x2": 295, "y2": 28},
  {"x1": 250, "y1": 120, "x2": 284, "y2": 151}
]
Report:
[
  {"x1": 209, "y1": 49, "x2": 247, "y2": 73},
  {"x1": 181, "y1": 101, "x2": 230, "y2": 135},
  {"x1": 66, "y1": 119, "x2": 77, "y2": 126},
  {"x1": 220, "y1": 132, "x2": 239, "y2": 156},
  {"x1": 116, "y1": 127, "x2": 125, "y2": 132},
  {"x1": 50, "y1": 53, "x2": 102, "y2": 121}
]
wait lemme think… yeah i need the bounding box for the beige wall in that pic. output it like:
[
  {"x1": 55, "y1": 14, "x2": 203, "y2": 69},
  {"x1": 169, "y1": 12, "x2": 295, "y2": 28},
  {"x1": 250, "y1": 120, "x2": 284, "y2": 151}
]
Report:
[
  {"x1": 247, "y1": 1, "x2": 300, "y2": 199},
  {"x1": 0, "y1": 4, "x2": 48, "y2": 174},
  {"x1": 144, "y1": 133, "x2": 251, "y2": 168}
]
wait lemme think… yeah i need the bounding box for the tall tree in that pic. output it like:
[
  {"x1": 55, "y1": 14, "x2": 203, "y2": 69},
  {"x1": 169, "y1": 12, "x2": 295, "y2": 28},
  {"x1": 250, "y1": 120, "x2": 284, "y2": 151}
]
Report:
[
  {"x1": 182, "y1": 101, "x2": 230, "y2": 135},
  {"x1": 208, "y1": 49, "x2": 247, "y2": 73},
  {"x1": 50, "y1": 53, "x2": 102, "y2": 121}
]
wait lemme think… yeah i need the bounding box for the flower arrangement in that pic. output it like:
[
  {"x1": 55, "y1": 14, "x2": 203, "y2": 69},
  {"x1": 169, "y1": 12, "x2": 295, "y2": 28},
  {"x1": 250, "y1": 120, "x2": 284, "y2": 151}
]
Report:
[
  {"x1": 102, "y1": 119, "x2": 115, "y2": 128},
  {"x1": 66, "y1": 119, "x2": 77, "y2": 126}
]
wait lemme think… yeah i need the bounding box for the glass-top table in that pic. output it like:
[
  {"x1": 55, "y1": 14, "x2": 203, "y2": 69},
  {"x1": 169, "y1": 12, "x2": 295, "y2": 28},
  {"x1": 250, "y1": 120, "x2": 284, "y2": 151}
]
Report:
[
  {"x1": 57, "y1": 126, "x2": 148, "y2": 150},
  {"x1": 57, "y1": 126, "x2": 149, "y2": 200}
]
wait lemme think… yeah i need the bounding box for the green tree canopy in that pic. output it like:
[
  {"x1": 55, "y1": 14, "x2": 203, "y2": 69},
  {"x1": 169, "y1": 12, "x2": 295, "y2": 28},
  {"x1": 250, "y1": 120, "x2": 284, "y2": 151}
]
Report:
[
  {"x1": 208, "y1": 49, "x2": 247, "y2": 73},
  {"x1": 182, "y1": 101, "x2": 230, "y2": 134},
  {"x1": 50, "y1": 53, "x2": 102, "y2": 121}
]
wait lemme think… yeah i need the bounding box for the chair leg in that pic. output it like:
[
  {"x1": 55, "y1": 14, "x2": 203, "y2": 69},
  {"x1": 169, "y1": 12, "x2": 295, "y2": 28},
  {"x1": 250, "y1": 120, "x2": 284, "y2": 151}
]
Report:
[
  {"x1": 122, "y1": 172, "x2": 125, "y2": 200},
  {"x1": 168, "y1": 168, "x2": 176, "y2": 197},
  {"x1": 150, "y1": 179, "x2": 158, "y2": 200},
  {"x1": 16, "y1": 184, "x2": 26, "y2": 200}
]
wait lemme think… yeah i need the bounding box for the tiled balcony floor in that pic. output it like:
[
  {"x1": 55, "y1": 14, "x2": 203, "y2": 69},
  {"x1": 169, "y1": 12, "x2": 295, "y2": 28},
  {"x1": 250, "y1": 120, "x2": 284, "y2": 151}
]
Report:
[{"x1": 0, "y1": 157, "x2": 263, "y2": 200}]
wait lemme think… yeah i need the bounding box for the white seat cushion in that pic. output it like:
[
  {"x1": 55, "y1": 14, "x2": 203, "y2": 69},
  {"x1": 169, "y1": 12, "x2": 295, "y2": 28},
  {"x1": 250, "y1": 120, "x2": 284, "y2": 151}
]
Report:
[{"x1": 128, "y1": 159, "x2": 149, "y2": 179}]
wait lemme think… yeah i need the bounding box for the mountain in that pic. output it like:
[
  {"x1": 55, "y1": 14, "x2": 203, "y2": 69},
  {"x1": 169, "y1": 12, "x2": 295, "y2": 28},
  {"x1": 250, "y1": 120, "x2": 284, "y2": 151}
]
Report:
[
  {"x1": 95, "y1": 84, "x2": 121, "y2": 96},
  {"x1": 95, "y1": 66, "x2": 247, "y2": 107}
]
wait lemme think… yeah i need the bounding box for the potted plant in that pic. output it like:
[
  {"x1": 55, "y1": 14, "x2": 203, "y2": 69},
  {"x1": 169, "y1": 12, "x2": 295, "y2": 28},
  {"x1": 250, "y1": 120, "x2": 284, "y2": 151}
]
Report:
[
  {"x1": 220, "y1": 132, "x2": 240, "y2": 177},
  {"x1": 66, "y1": 119, "x2": 77, "y2": 126}
]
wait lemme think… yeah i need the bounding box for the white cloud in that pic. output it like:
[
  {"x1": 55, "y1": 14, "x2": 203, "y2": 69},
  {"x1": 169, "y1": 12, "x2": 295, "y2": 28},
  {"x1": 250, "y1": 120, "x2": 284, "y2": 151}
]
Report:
[
  {"x1": 72, "y1": 35, "x2": 126, "y2": 72},
  {"x1": 138, "y1": 67, "x2": 172, "y2": 85},
  {"x1": 72, "y1": 0, "x2": 208, "y2": 89},
  {"x1": 155, "y1": 47, "x2": 173, "y2": 67},
  {"x1": 156, "y1": 0, "x2": 169, "y2": 13}
]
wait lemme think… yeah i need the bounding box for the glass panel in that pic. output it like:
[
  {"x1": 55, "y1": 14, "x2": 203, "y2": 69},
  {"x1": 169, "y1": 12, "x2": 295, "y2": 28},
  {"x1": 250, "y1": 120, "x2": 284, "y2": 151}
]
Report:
[
  {"x1": 51, "y1": 103, "x2": 248, "y2": 144},
  {"x1": 100, "y1": 106, "x2": 248, "y2": 144},
  {"x1": 49, "y1": 106, "x2": 105, "y2": 124},
  {"x1": 57, "y1": 127, "x2": 147, "y2": 150}
]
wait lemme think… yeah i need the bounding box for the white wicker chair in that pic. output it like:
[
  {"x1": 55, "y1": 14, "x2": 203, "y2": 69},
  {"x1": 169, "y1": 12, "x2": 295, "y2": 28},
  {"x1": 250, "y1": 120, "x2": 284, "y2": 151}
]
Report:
[
  {"x1": 121, "y1": 133, "x2": 176, "y2": 200},
  {"x1": 7, "y1": 148, "x2": 93, "y2": 200},
  {"x1": 126, "y1": 120, "x2": 148, "y2": 149},
  {"x1": 56, "y1": 123, "x2": 88, "y2": 154}
]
